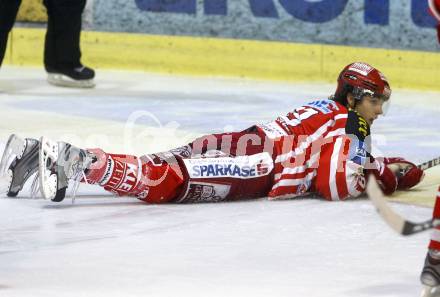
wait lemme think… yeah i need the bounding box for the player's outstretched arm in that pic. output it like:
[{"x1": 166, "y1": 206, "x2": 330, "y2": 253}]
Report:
[{"x1": 365, "y1": 156, "x2": 424, "y2": 196}]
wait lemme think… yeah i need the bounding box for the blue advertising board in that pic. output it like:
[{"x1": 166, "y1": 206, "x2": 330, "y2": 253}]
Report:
[{"x1": 92, "y1": 0, "x2": 439, "y2": 51}]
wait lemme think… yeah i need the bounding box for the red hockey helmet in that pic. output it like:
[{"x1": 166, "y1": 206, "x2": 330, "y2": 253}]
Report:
[{"x1": 334, "y1": 62, "x2": 391, "y2": 104}]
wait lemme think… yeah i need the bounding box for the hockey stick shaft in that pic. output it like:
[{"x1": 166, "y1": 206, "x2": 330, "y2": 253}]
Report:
[
  {"x1": 366, "y1": 178, "x2": 440, "y2": 236},
  {"x1": 366, "y1": 157, "x2": 440, "y2": 235},
  {"x1": 418, "y1": 156, "x2": 440, "y2": 170}
]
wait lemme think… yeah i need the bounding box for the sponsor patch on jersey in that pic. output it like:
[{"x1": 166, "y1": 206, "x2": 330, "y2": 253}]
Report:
[
  {"x1": 104, "y1": 159, "x2": 138, "y2": 193},
  {"x1": 304, "y1": 99, "x2": 339, "y2": 114},
  {"x1": 352, "y1": 149, "x2": 367, "y2": 166},
  {"x1": 183, "y1": 152, "x2": 273, "y2": 179},
  {"x1": 177, "y1": 182, "x2": 231, "y2": 203},
  {"x1": 348, "y1": 62, "x2": 373, "y2": 76},
  {"x1": 348, "y1": 137, "x2": 369, "y2": 166}
]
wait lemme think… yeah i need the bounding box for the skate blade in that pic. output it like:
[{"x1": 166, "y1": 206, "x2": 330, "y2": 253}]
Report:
[
  {"x1": 421, "y1": 285, "x2": 440, "y2": 297},
  {"x1": 47, "y1": 73, "x2": 95, "y2": 89},
  {"x1": 38, "y1": 136, "x2": 59, "y2": 200},
  {"x1": 0, "y1": 135, "x2": 26, "y2": 194}
]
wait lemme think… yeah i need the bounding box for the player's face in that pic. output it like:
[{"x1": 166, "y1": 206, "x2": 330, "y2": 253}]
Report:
[{"x1": 355, "y1": 95, "x2": 385, "y2": 126}]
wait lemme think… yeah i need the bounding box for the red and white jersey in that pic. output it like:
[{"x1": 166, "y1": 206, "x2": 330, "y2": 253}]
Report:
[
  {"x1": 84, "y1": 98, "x2": 370, "y2": 204},
  {"x1": 257, "y1": 99, "x2": 369, "y2": 201}
]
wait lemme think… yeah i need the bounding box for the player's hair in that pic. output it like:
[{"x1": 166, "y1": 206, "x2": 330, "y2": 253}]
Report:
[{"x1": 330, "y1": 85, "x2": 352, "y2": 107}]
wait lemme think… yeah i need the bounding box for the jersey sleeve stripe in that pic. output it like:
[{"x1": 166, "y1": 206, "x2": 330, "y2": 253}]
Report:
[
  {"x1": 278, "y1": 115, "x2": 301, "y2": 127},
  {"x1": 325, "y1": 128, "x2": 346, "y2": 138},
  {"x1": 334, "y1": 114, "x2": 348, "y2": 120},
  {"x1": 274, "y1": 151, "x2": 320, "y2": 180},
  {"x1": 329, "y1": 137, "x2": 343, "y2": 201},
  {"x1": 274, "y1": 119, "x2": 334, "y2": 163},
  {"x1": 271, "y1": 170, "x2": 317, "y2": 190}
]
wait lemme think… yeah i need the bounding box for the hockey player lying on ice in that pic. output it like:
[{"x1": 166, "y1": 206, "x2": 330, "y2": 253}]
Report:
[{"x1": 0, "y1": 62, "x2": 424, "y2": 203}]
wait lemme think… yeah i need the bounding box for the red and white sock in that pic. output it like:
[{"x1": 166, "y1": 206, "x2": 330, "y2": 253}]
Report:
[{"x1": 84, "y1": 148, "x2": 185, "y2": 203}]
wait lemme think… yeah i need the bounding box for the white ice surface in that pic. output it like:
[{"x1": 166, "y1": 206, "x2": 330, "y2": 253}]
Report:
[{"x1": 1, "y1": 66, "x2": 440, "y2": 297}]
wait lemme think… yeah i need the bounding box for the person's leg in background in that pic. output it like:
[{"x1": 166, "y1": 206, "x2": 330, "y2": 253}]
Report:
[
  {"x1": 43, "y1": 0, "x2": 95, "y2": 88},
  {"x1": 0, "y1": 0, "x2": 22, "y2": 67},
  {"x1": 421, "y1": 187, "x2": 440, "y2": 295}
]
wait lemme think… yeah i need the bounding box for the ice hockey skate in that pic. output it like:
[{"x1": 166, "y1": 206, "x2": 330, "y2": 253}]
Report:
[
  {"x1": 421, "y1": 250, "x2": 440, "y2": 297},
  {"x1": 0, "y1": 134, "x2": 39, "y2": 197},
  {"x1": 39, "y1": 137, "x2": 93, "y2": 202},
  {"x1": 46, "y1": 65, "x2": 95, "y2": 88}
]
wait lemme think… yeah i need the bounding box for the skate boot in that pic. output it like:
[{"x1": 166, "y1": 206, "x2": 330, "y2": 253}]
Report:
[
  {"x1": 0, "y1": 134, "x2": 39, "y2": 197},
  {"x1": 46, "y1": 64, "x2": 95, "y2": 88},
  {"x1": 421, "y1": 249, "x2": 440, "y2": 297},
  {"x1": 39, "y1": 137, "x2": 93, "y2": 202}
]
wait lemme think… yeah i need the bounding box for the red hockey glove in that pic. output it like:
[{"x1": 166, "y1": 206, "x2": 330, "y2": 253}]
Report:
[
  {"x1": 383, "y1": 157, "x2": 424, "y2": 190},
  {"x1": 367, "y1": 158, "x2": 398, "y2": 195}
]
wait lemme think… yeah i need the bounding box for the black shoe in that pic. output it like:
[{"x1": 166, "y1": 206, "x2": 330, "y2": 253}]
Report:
[{"x1": 46, "y1": 65, "x2": 95, "y2": 88}]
